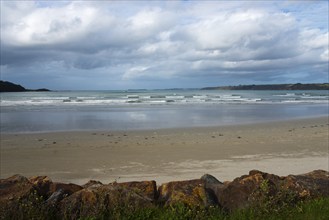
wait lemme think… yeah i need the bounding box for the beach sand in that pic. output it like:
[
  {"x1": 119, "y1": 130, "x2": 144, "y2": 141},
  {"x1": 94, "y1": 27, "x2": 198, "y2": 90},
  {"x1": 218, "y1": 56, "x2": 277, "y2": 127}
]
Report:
[{"x1": 1, "y1": 117, "x2": 328, "y2": 184}]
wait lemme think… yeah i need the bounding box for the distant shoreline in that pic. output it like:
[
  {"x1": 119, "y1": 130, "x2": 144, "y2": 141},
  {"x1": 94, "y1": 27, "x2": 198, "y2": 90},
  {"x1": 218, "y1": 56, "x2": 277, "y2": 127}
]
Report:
[
  {"x1": 201, "y1": 83, "x2": 329, "y2": 90},
  {"x1": 1, "y1": 80, "x2": 328, "y2": 92}
]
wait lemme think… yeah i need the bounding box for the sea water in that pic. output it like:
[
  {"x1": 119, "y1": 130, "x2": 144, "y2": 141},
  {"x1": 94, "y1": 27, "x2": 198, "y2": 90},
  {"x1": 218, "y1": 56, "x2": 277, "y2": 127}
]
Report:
[{"x1": 1, "y1": 89, "x2": 328, "y2": 133}]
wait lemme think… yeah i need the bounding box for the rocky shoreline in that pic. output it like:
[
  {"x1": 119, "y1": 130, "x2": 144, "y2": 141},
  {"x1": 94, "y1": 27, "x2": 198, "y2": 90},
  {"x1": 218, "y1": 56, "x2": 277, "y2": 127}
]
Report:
[
  {"x1": 0, "y1": 80, "x2": 50, "y2": 92},
  {"x1": 1, "y1": 170, "x2": 328, "y2": 219}
]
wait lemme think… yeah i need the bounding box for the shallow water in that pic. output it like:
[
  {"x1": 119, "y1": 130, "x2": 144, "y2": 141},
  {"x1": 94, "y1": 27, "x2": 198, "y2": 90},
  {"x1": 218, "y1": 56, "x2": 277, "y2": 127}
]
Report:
[{"x1": 1, "y1": 90, "x2": 328, "y2": 133}]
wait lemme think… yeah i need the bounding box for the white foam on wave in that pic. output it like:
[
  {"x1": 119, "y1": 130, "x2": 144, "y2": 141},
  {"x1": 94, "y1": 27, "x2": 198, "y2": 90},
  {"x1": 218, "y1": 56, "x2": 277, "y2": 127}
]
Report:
[
  {"x1": 1, "y1": 91, "x2": 328, "y2": 107},
  {"x1": 273, "y1": 93, "x2": 296, "y2": 97},
  {"x1": 281, "y1": 100, "x2": 328, "y2": 104},
  {"x1": 32, "y1": 97, "x2": 70, "y2": 100},
  {"x1": 148, "y1": 100, "x2": 167, "y2": 104},
  {"x1": 193, "y1": 95, "x2": 208, "y2": 99},
  {"x1": 126, "y1": 95, "x2": 139, "y2": 99},
  {"x1": 166, "y1": 95, "x2": 185, "y2": 99},
  {"x1": 300, "y1": 96, "x2": 328, "y2": 99}
]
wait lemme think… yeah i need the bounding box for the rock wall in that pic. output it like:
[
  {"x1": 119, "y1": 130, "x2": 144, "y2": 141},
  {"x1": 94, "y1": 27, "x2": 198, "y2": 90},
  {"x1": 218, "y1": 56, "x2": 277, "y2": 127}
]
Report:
[{"x1": 1, "y1": 170, "x2": 328, "y2": 218}]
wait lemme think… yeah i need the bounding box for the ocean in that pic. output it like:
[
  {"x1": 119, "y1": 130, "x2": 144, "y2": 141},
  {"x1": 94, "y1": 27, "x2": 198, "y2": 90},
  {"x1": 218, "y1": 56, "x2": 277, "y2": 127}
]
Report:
[{"x1": 1, "y1": 89, "x2": 328, "y2": 133}]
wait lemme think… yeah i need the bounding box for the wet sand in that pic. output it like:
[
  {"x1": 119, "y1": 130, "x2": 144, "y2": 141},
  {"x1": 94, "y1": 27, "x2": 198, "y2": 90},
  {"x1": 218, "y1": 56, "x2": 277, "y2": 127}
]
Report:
[{"x1": 1, "y1": 117, "x2": 328, "y2": 184}]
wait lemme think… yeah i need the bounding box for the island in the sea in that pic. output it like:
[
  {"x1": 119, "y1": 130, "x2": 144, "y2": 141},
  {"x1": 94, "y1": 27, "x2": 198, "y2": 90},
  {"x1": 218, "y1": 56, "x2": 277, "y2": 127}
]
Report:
[
  {"x1": 201, "y1": 83, "x2": 329, "y2": 90},
  {"x1": 0, "y1": 80, "x2": 50, "y2": 92}
]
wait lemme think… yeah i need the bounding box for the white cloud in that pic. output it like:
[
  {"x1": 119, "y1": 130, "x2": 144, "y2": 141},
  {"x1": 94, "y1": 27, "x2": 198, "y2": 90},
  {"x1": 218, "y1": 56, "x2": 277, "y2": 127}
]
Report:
[
  {"x1": 2, "y1": 2, "x2": 95, "y2": 46},
  {"x1": 1, "y1": 1, "x2": 328, "y2": 89},
  {"x1": 123, "y1": 66, "x2": 150, "y2": 80},
  {"x1": 300, "y1": 29, "x2": 328, "y2": 50},
  {"x1": 321, "y1": 50, "x2": 329, "y2": 62}
]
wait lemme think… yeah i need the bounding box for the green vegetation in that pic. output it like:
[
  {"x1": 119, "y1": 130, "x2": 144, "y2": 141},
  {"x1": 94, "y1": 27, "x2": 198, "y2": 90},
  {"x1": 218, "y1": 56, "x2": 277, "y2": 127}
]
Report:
[
  {"x1": 1, "y1": 193, "x2": 329, "y2": 220},
  {"x1": 96, "y1": 197, "x2": 329, "y2": 220}
]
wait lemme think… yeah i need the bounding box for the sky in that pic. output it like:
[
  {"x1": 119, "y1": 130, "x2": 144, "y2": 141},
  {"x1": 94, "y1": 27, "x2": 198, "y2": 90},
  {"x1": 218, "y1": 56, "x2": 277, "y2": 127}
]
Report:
[{"x1": 1, "y1": 0, "x2": 328, "y2": 90}]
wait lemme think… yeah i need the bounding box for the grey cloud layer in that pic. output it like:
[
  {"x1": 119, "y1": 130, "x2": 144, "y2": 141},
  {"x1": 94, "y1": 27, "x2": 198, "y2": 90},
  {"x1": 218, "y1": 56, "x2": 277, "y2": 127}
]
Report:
[{"x1": 1, "y1": 1, "x2": 328, "y2": 89}]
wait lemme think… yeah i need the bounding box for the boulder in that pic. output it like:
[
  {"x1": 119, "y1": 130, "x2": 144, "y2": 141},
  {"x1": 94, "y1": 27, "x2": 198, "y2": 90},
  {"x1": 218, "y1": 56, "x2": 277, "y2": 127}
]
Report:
[
  {"x1": 45, "y1": 182, "x2": 83, "y2": 206},
  {"x1": 158, "y1": 179, "x2": 217, "y2": 207},
  {"x1": 46, "y1": 188, "x2": 66, "y2": 205},
  {"x1": 112, "y1": 180, "x2": 158, "y2": 201},
  {"x1": 1, "y1": 170, "x2": 328, "y2": 218},
  {"x1": 216, "y1": 171, "x2": 273, "y2": 211},
  {"x1": 0, "y1": 175, "x2": 35, "y2": 217},
  {"x1": 82, "y1": 180, "x2": 103, "y2": 189},
  {"x1": 201, "y1": 174, "x2": 224, "y2": 206},
  {"x1": 50, "y1": 182, "x2": 83, "y2": 195},
  {"x1": 60, "y1": 188, "x2": 99, "y2": 219},
  {"x1": 283, "y1": 170, "x2": 329, "y2": 199},
  {"x1": 97, "y1": 183, "x2": 155, "y2": 208},
  {"x1": 0, "y1": 175, "x2": 84, "y2": 210},
  {"x1": 0, "y1": 175, "x2": 33, "y2": 204},
  {"x1": 216, "y1": 169, "x2": 329, "y2": 211},
  {"x1": 59, "y1": 181, "x2": 156, "y2": 219},
  {"x1": 201, "y1": 174, "x2": 223, "y2": 185},
  {"x1": 29, "y1": 176, "x2": 53, "y2": 197}
]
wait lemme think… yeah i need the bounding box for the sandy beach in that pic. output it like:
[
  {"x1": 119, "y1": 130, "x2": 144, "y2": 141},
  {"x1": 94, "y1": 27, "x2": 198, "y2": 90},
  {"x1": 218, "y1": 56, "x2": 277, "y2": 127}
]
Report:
[{"x1": 1, "y1": 116, "x2": 328, "y2": 184}]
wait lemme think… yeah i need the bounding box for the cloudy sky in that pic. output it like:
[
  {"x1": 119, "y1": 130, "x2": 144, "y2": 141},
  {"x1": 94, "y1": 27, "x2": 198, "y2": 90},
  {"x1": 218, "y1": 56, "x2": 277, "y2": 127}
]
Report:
[{"x1": 1, "y1": 1, "x2": 328, "y2": 90}]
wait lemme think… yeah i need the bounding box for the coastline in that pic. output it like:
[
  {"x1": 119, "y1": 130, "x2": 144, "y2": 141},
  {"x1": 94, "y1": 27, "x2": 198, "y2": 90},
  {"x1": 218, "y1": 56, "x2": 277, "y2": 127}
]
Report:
[{"x1": 1, "y1": 116, "x2": 328, "y2": 185}]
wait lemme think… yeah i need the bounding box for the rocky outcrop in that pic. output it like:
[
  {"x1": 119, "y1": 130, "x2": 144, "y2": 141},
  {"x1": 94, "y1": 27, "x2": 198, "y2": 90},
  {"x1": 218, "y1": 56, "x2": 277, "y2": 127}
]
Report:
[
  {"x1": 0, "y1": 170, "x2": 328, "y2": 218},
  {"x1": 0, "y1": 81, "x2": 26, "y2": 92},
  {"x1": 0, "y1": 80, "x2": 50, "y2": 92}
]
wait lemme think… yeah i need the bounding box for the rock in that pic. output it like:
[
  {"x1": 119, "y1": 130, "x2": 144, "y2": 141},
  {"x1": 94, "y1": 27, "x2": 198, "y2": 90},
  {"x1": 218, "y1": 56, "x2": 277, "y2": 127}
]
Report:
[
  {"x1": 158, "y1": 179, "x2": 217, "y2": 207},
  {"x1": 98, "y1": 184, "x2": 155, "y2": 208},
  {"x1": 300, "y1": 169, "x2": 329, "y2": 180},
  {"x1": 0, "y1": 174, "x2": 85, "y2": 214},
  {"x1": 82, "y1": 180, "x2": 103, "y2": 189},
  {"x1": 59, "y1": 188, "x2": 99, "y2": 219},
  {"x1": 201, "y1": 174, "x2": 223, "y2": 185},
  {"x1": 46, "y1": 189, "x2": 66, "y2": 205},
  {"x1": 0, "y1": 175, "x2": 33, "y2": 203},
  {"x1": 216, "y1": 170, "x2": 329, "y2": 211},
  {"x1": 217, "y1": 170, "x2": 289, "y2": 211},
  {"x1": 29, "y1": 176, "x2": 53, "y2": 197},
  {"x1": 0, "y1": 175, "x2": 35, "y2": 217},
  {"x1": 201, "y1": 174, "x2": 224, "y2": 206},
  {"x1": 50, "y1": 182, "x2": 83, "y2": 195},
  {"x1": 112, "y1": 180, "x2": 158, "y2": 201},
  {"x1": 283, "y1": 170, "x2": 329, "y2": 199},
  {"x1": 59, "y1": 181, "x2": 156, "y2": 219},
  {"x1": 45, "y1": 182, "x2": 84, "y2": 206},
  {"x1": 216, "y1": 171, "x2": 269, "y2": 211},
  {"x1": 222, "y1": 171, "x2": 278, "y2": 210},
  {"x1": 1, "y1": 170, "x2": 328, "y2": 218}
]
